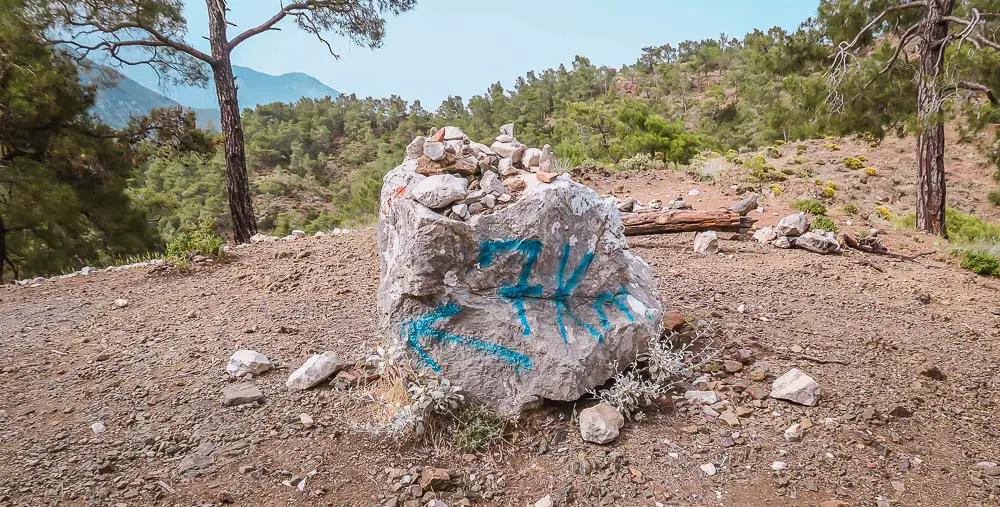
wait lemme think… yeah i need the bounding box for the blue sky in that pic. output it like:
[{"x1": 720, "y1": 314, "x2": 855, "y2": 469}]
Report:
[{"x1": 128, "y1": 0, "x2": 820, "y2": 107}]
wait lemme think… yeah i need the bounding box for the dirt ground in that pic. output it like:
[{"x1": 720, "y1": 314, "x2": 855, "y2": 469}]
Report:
[{"x1": 2, "y1": 164, "x2": 999, "y2": 506}]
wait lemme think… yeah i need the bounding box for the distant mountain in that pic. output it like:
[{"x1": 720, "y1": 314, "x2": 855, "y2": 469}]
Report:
[
  {"x1": 160, "y1": 65, "x2": 340, "y2": 109},
  {"x1": 88, "y1": 71, "x2": 181, "y2": 129},
  {"x1": 90, "y1": 65, "x2": 339, "y2": 130}
]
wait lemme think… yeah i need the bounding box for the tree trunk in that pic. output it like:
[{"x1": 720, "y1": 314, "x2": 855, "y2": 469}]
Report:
[
  {"x1": 914, "y1": 0, "x2": 955, "y2": 237},
  {"x1": 207, "y1": 0, "x2": 257, "y2": 243}
]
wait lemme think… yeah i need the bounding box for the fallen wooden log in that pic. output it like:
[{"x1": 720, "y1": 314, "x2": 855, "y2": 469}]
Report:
[{"x1": 622, "y1": 209, "x2": 755, "y2": 236}]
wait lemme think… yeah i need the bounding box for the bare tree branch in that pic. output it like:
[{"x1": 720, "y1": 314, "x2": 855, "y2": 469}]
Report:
[
  {"x1": 227, "y1": 2, "x2": 310, "y2": 50},
  {"x1": 943, "y1": 80, "x2": 998, "y2": 104}
]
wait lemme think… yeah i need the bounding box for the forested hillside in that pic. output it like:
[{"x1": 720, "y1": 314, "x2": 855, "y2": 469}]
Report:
[{"x1": 3, "y1": 0, "x2": 1000, "y2": 281}]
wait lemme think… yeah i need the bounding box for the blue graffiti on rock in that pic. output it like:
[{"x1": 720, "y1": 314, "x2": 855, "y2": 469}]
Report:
[{"x1": 402, "y1": 238, "x2": 648, "y2": 371}]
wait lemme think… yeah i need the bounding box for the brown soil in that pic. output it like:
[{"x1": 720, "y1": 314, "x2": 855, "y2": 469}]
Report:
[{"x1": 2, "y1": 163, "x2": 999, "y2": 506}]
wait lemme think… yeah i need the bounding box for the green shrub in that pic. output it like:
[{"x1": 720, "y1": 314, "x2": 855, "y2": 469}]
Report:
[
  {"x1": 451, "y1": 404, "x2": 505, "y2": 452},
  {"x1": 796, "y1": 144, "x2": 808, "y2": 155},
  {"x1": 875, "y1": 206, "x2": 893, "y2": 220},
  {"x1": 617, "y1": 153, "x2": 667, "y2": 171},
  {"x1": 897, "y1": 208, "x2": 1000, "y2": 243},
  {"x1": 961, "y1": 251, "x2": 999, "y2": 276},
  {"x1": 812, "y1": 215, "x2": 839, "y2": 232},
  {"x1": 841, "y1": 203, "x2": 860, "y2": 215},
  {"x1": 793, "y1": 198, "x2": 827, "y2": 215},
  {"x1": 770, "y1": 183, "x2": 783, "y2": 196},
  {"x1": 821, "y1": 186, "x2": 836, "y2": 198},
  {"x1": 989, "y1": 189, "x2": 1000, "y2": 207},
  {"x1": 766, "y1": 145, "x2": 781, "y2": 158},
  {"x1": 166, "y1": 228, "x2": 225, "y2": 260},
  {"x1": 824, "y1": 142, "x2": 840, "y2": 151},
  {"x1": 725, "y1": 149, "x2": 741, "y2": 164},
  {"x1": 843, "y1": 157, "x2": 865, "y2": 170}
]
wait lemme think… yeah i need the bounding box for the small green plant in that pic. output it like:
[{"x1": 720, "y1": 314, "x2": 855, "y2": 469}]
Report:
[
  {"x1": 166, "y1": 228, "x2": 225, "y2": 260},
  {"x1": 989, "y1": 189, "x2": 1000, "y2": 207},
  {"x1": 617, "y1": 153, "x2": 667, "y2": 171},
  {"x1": 770, "y1": 183, "x2": 783, "y2": 196},
  {"x1": 824, "y1": 142, "x2": 841, "y2": 151},
  {"x1": 793, "y1": 198, "x2": 827, "y2": 215},
  {"x1": 961, "y1": 251, "x2": 999, "y2": 277},
  {"x1": 766, "y1": 145, "x2": 781, "y2": 158},
  {"x1": 725, "y1": 149, "x2": 741, "y2": 163},
  {"x1": 796, "y1": 143, "x2": 808, "y2": 155},
  {"x1": 865, "y1": 167, "x2": 878, "y2": 176},
  {"x1": 824, "y1": 180, "x2": 838, "y2": 190},
  {"x1": 843, "y1": 157, "x2": 865, "y2": 170},
  {"x1": 821, "y1": 186, "x2": 836, "y2": 198},
  {"x1": 775, "y1": 139, "x2": 787, "y2": 146},
  {"x1": 451, "y1": 404, "x2": 505, "y2": 452},
  {"x1": 812, "y1": 215, "x2": 839, "y2": 232},
  {"x1": 841, "y1": 203, "x2": 860, "y2": 215},
  {"x1": 745, "y1": 154, "x2": 785, "y2": 182},
  {"x1": 875, "y1": 206, "x2": 893, "y2": 220}
]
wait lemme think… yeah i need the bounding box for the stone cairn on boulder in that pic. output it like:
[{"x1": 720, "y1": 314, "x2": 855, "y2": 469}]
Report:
[{"x1": 379, "y1": 124, "x2": 664, "y2": 416}]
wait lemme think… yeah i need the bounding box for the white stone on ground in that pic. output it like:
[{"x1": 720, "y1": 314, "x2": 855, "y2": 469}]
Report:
[
  {"x1": 226, "y1": 350, "x2": 273, "y2": 377},
  {"x1": 775, "y1": 213, "x2": 809, "y2": 237},
  {"x1": 771, "y1": 368, "x2": 821, "y2": 406},
  {"x1": 579, "y1": 403, "x2": 625, "y2": 445},
  {"x1": 286, "y1": 351, "x2": 344, "y2": 390},
  {"x1": 693, "y1": 231, "x2": 719, "y2": 255}
]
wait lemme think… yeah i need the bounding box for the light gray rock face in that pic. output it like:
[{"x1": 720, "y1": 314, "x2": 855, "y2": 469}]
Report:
[
  {"x1": 579, "y1": 403, "x2": 624, "y2": 444},
  {"x1": 490, "y1": 141, "x2": 521, "y2": 159},
  {"x1": 378, "y1": 161, "x2": 663, "y2": 415},
  {"x1": 286, "y1": 352, "x2": 344, "y2": 391},
  {"x1": 521, "y1": 147, "x2": 543, "y2": 168},
  {"x1": 480, "y1": 170, "x2": 505, "y2": 195},
  {"x1": 500, "y1": 122, "x2": 515, "y2": 138},
  {"x1": 405, "y1": 136, "x2": 426, "y2": 161},
  {"x1": 771, "y1": 368, "x2": 820, "y2": 406},
  {"x1": 693, "y1": 231, "x2": 719, "y2": 255},
  {"x1": 442, "y1": 126, "x2": 467, "y2": 141},
  {"x1": 753, "y1": 226, "x2": 777, "y2": 244},
  {"x1": 775, "y1": 213, "x2": 809, "y2": 237},
  {"x1": 410, "y1": 174, "x2": 468, "y2": 209},
  {"x1": 226, "y1": 350, "x2": 272, "y2": 377},
  {"x1": 795, "y1": 230, "x2": 842, "y2": 254},
  {"x1": 423, "y1": 141, "x2": 447, "y2": 162}
]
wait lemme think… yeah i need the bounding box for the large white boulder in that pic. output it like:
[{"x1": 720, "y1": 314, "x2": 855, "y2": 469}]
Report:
[
  {"x1": 795, "y1": 230, "x2": 842, "y2": 254},
  {"x1": 378, "y1": 158, "x2": 663, "y2": 416}
]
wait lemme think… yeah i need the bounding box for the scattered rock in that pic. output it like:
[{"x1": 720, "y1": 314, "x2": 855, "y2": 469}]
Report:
[
  {"x1": 795, "y1": 230, "x2": 842, "y2": 254},
  {"x1": 112, "y1": 298, "x2": 129, "y2": 309},
  {"x1": 225, "y1": 350, "x2": 273, "y2": 377},
  {"x1": 442, "y1": 126, "x2": 467, "y2": 141},
  {"x1": 664, "y1": 310, "x2": 687, "y2": 332},
  {"x1": 772, "y1": 236, "x2": 795, "y2": 249},
  {"x1": 533, "y1": 495, "x2": 553, "y2": 507},
  {"x1": 783, "y1": 423, "x2": 803, "y2": 442},
  {"x1": 693, "y1": 231, "x2": 719, "y2": 255},
  {"x1": 684, "y1": 390, "x2": 718, "y2": 405},
  {"x1": 286, "y1": 351, "x2": 344, "y2": 390},
  {"x1": 753, "y1": 226, "x2": 778, "y2": 244},
  {"x1": 719, "y1": 411, "x2": 740, "y2": 427},
  {"x1": 291, "y1": 229, "x2": 306, "y2": 239},
  {"x1": 419, "y1": 467, "x2": 451, "y2": 490},
  {"x1": 221, "y1": 383, "x2": 263, "y2": 407},
  {"x1": 699, "y1": 463, "x2": 717, "y2": 476},
  {"x1": 775, "y1": 213, "x2": 809, "y2": 237},
  {"x1": 770, "y1": 368, "x2": 821, "y2": 406},
  {"x1": 579, "y1": 403, "x2": 625, "y2": 445},
  {"x1": 300, "y1": 413, "x2": 314, "y2": 428},
  {"x1": 771, "y1": 461, "x2": 788, "y2": 471},
  {"x1": 90, "y1": 422, "x2": 106, "y2": 435},
  {"x1": 723, "y1": 360, "x2": 743, "y2": 373}
]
